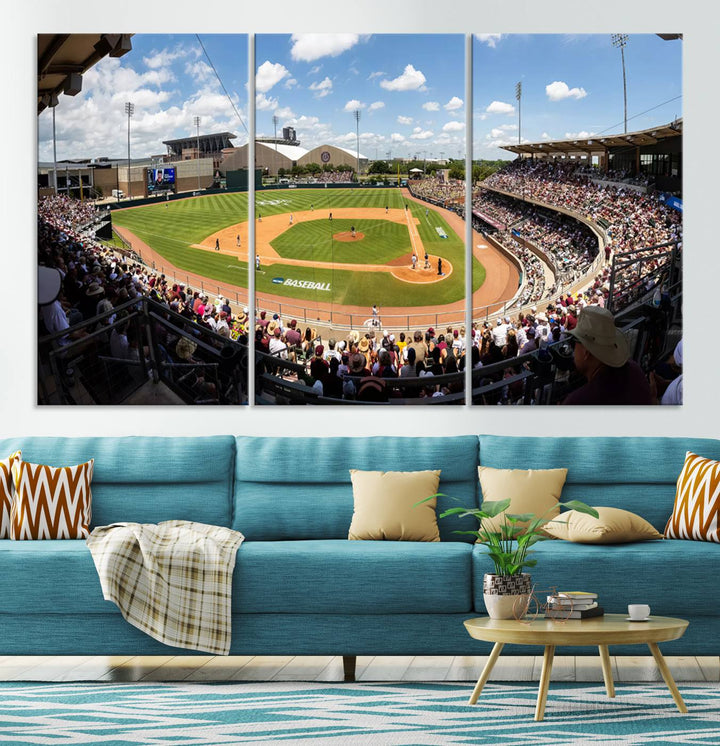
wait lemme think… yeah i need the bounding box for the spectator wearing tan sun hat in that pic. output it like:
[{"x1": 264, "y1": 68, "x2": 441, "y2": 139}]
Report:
[{"x1": 562, "y1": 306, "x2": 653, "y2": 405}]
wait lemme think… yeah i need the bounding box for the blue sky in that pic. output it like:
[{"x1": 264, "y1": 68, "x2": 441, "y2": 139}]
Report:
[
  {"x1": 37, "y1": 34, "x2": 249, "y2": 162},
  {"x1": 255, "y1": 34, "x2": 466, "y2": 160},
  {"x1": 37, "y1": 33, "x2": 681, "y2": 165},
  {"x1": 474, "y1": 33, "x2": 682, "y2": 159}
]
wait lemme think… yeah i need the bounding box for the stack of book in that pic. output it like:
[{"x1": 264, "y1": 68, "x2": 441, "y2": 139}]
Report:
[{"x1": 545, "y1": 591, "x2": 604, "y2": 619}]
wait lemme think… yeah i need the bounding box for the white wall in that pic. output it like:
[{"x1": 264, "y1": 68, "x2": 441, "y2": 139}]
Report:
[{"x1": 8, "y1": 1, "x2": 717, "y2": 440}]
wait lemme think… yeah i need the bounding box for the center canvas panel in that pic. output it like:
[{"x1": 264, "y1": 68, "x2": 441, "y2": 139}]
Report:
[{"x1": 251, "y1": 34, "x2": 468, "y2": 404}]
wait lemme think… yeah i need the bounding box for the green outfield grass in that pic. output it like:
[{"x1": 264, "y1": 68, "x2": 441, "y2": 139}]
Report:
[
  {"x1": 112, "y1": 188, "x2": 486, "y2": 307},
  {"x1": 270, "y1": 219, "x2": 411, "y2": 264}
]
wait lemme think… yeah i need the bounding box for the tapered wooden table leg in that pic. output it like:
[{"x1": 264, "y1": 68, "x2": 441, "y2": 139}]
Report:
[
  {"x1": 598, "y1": 644, "x2": 615, "y2": 698},
  {"x1": 535, "y1": 644, "x2": 555, "y2": 721},
  {"x1": 648, "y1": 642, "x2": 687, "y2": 713},
  {"x1": 468, "y1": 642, "x2": 504, "y2": 704}
]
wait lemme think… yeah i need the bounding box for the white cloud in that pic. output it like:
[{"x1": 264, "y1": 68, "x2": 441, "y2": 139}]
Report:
[
  {"x1": 256, "y1": 92, "x2": 279, "y2": 111},
  {"x1": 274, "y1": 106, "x2": 295, "y2": 119},
  {"x1": 546, "y1": 80, "x2": 588, "y2": 101},
  {"x1": 308, "y1": 65, "x2": 322, "y2": 75},
  {"x1": 309, "y1": 76, "x2": 333, "y2": 98},
  {"x1": 475, "y1": 34, "x2": 503, "y2": 48},
  {"x1": 184, "y1": 60, "x2": 213, "y2": 85},
  {"x1": 486, "y1": 100, "x2": 515, "y2": 115},
  {"x1": 390, "y1": 132, "x2": 405, "y2": 143},
  {"x1": 380, "y1": 64, "x2": 427, "y2": 92},
  {"x1": 397, "y1": 115, "x2": 413, "y2": 125},
  {"x1": 410, "y1": 129, "x2": 434, "y2": 140},
  {"x1": 290, "y1": 34, "x2": 361, "y2": 62},
  {"x1": 256, "y1": 61, "x2": 290, "y2": 93},
  {"x1": 422, "y1": 101, "x2": 440, "y2": 111},
  {"x1": 499, "y1": 124, "x2": 518, "y2": 131},
  {"x1": 143, "y1": 49, "x2": 186, "y2": 69},
  {"x1": 368, "y1": 71, "x2": 385, "y2": 80},
  {"x1": 368, "y1": 101, "x2": 385, "y2": 112},
  {"x1": 443, "y1": 121, "x2": 464, "y2": 132},
  {"x1": 284, "y1": 78, "x2": 298, "y2": 89},
  {"x1": 444, "y1": 96, "x2": 463, "y2": 111},
  {"x1": 564, "y1": 131, "x2": 595, "y2": 139},
  {"x1": 343, "y1": 99, "x2": 365, "y2": 112},
  {"x1": 37, "y1": 46, "x2": 250, "y2": 161},
  {"x1": 541, "y1": 132, "x2": 551, "y2": 139}
]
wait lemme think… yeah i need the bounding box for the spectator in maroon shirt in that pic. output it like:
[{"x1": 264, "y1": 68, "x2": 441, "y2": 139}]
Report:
[{"x1": 562, "y1": 306, "x2": 652, "y2": 405}]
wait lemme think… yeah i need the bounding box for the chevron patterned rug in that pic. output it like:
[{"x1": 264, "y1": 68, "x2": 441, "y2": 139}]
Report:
[{"x1": 0, "y1": 680, "x2": 719, "y2": 744}]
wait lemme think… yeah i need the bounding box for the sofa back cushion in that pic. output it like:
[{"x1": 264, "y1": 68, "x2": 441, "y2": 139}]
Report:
[
  {"x1": 234, "y1": 436, "x2": 479, "y2": 541},
  {"x1": 0, "y1": 437, "x2": 235, "y2": 529},
  {"x1": 478, "y1": 436, "x2": 720, "y2": 533}
]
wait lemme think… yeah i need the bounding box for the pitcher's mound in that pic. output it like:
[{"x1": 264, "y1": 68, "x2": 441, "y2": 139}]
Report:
[{"x1": 334, "y1": 231, "x2": 364, "y2": 242}]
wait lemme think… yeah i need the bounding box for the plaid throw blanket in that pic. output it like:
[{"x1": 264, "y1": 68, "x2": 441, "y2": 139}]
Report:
[{"x1": 87, "y1": 520, "x2": 244, "y2": 655}]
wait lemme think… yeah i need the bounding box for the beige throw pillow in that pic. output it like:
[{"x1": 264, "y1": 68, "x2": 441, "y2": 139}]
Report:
[
  {"x1": 478, "y1": 466, "x2": 568, "y2": 533},
  {"x1": 348, "y1": 469, "x2": 441, "y2": 541},
  {"x1": 544, "y1": 506, "x2": 663, "y2": 543}
]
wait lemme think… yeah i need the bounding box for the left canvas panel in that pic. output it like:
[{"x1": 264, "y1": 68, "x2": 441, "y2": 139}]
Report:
[{"x1": 37, "y1": 34, "x2": 250, "y2": 405}]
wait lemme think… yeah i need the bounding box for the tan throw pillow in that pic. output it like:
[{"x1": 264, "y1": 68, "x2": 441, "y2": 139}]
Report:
[
  {"x1": 0, "y1": 451, "x2": 21, "y2": 539},
  {"x1": 544, "y1": 506, "x2": 663, "y2": 543},
  {"x1": 348, "y1": 469, "x2": 441, "y2": 541},
  {"x1": 478, "y1": 466, "x2": 568, "y2": 533},
  {"x1": 11, "y1": 458, "x2": 94, "y2": 540},
  {"x1": 664, "y1": 452, "x2": 720, "y2": 543}
]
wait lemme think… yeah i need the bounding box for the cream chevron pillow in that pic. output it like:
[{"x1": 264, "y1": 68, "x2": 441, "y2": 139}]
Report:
[
  {"x1": 0, "y1": 451, "x2": 21, "y2": 539},
  {"x1": 11, "y1": 458, "x2": 94, "y2": 540},
  {"x1": 664, "y1": 452, "x2": 720, "y2": 543}
]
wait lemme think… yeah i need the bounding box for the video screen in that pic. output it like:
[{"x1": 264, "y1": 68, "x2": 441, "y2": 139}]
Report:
[{"x1": 148, "y1": 167, "x2": 175, "y2": 189}]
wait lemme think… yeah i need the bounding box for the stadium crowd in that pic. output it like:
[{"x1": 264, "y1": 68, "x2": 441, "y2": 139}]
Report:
[
  {"x1": 38, "y1": 195, "x2": 250, "y2": 402},
  {"x1": 409, "y1": 177, "x2": 465, "y2": 207}
]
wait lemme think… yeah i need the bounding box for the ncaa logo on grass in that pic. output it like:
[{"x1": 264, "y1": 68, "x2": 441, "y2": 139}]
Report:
[{"x1": 272, "y1": 277, "x2": 284, "y2": 284}]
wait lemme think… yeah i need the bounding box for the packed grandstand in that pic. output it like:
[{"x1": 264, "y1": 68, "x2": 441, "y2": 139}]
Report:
[{"x1": 38, "y1": 152, "x2": 682, "y2": 406}]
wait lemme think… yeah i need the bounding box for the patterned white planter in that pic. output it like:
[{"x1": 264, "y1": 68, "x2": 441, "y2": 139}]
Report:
[{"x1": 483, "y1": 573, "x2": 532, "y2": 620}]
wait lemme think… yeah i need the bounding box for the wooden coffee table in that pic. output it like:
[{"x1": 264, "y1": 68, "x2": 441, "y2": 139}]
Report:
[{"x1": 464, "y1": 614, "x2": 689, "y2": 721}]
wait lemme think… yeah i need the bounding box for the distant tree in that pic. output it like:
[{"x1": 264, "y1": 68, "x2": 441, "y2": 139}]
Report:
[
  {"x1": 322, "y1": 163, "x2": 334, "y2": 172},
  {"x1": 337, "y1": 163, "x2": 353, "y2": 172},
  {"x1": 368, "y1": 160, "x2": 391, "y2": 174},
  {"x1": 448, "y1": 164, "x2": 465, "y2": 181},
  {"x1": 305, "y1": 162, "x2": 322, "y2": 175},
  {"x1": 277, "y1": 167, "x2": 286, "y2": 177}
]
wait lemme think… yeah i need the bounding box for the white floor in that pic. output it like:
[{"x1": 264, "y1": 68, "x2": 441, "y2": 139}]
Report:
[{"x1": 0, "y1": 655, "x2": 717, "y2": 683}]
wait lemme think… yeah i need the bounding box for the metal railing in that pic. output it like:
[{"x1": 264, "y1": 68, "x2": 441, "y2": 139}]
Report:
[{"x1": 38, "y1": 297, "x2": 248, "y2": 405}]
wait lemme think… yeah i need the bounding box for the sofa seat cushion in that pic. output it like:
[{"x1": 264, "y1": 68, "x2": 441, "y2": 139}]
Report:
[
  {"x1": 0, "y1": 540, "x2": 107, "y2": 614},
  {"x1": 233, "y1": 540, "x2": 473, "y2": 614},
  {"x1": 472, "y1": 540, "x2": 720, "y2": 617}
]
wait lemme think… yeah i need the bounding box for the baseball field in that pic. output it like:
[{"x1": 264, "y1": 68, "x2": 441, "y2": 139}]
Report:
[{"x1": 111, "y1": 187, "x2": 487, "y2": 309}]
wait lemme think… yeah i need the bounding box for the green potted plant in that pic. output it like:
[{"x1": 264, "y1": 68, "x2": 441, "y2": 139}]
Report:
[{"x1": 419, "y1": 496, "x2": 598, "y2": 619}]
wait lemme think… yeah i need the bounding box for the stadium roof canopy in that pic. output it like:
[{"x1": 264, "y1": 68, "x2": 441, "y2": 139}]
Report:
[
  {"x1": 332, "y1": 144, "x2": 368, "y2": 161},
  {"x1": 501, "y1": 119, "x2": 682, "y2": 157},
  {"x1": 38, "y1": 34, "x2": 133, "y2": 114},
  {"x1": 257, "y1": 142, "x2": 309, "y2": 160}
]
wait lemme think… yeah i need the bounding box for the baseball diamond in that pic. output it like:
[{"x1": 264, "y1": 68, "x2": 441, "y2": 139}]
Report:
[{"x1": 111, "y1": 187, "x2": 519, "y2": 324}]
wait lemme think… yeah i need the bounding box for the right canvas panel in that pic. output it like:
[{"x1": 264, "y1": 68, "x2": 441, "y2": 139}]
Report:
[{"x1": 471, "y1": 33, "x2": 682, "y2": 405}]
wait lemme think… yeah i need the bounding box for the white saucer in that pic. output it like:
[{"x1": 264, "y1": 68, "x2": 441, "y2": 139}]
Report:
[{"x1": 626, "y1": 617, "x2": 650, "y2": 622}]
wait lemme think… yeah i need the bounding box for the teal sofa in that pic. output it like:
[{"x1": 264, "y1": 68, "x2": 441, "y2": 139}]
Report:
[{"x1": 0, "y1": 434, "x2": 717, "y2": 678}]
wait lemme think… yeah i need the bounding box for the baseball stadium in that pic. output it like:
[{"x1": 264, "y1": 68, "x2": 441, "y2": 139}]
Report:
[{"x1": 37, "y1": 33, "x2": 683, "y2": 407}]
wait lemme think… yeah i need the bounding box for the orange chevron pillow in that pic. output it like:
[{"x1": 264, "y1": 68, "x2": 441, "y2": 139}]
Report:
[
  {"x1": 664, "y1": 452, "x2": 720, "y2": 543},
  {"x1": 10, "y1": 458, "x2": 94, "y2": 540},
  {"x1": 0, "y1": 451, "x2": 21, "y2": 539}
]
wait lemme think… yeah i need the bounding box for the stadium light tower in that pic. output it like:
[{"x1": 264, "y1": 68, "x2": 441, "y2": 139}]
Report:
[
  {"x1": 125, "y1": 101, "x2": 134, "y2": 199},
  {"x1": 611, "y1": 34, "x2": 629, "y2": 134},
  {"x1": 194, "y1": 116, "x2": 201, "y2": 192},
  {"x1": 354, "y1": 109, "x2": 361, "y2": 176},
  {"x1": 515, "y1": 81, "x2": 522, "y2": 145},
  {"x1": 272, "y1": 115, "x2": 279, "y2": 152}
]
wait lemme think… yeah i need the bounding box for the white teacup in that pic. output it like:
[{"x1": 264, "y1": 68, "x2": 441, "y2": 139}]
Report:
[{"x1": 628, "y1": 604, "x2": 651, "y2": 620}]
